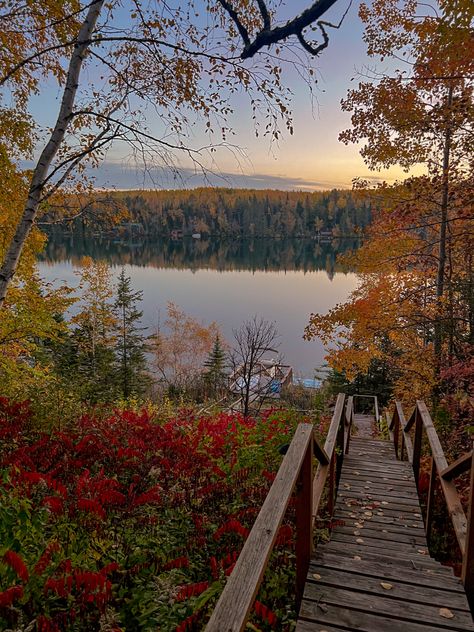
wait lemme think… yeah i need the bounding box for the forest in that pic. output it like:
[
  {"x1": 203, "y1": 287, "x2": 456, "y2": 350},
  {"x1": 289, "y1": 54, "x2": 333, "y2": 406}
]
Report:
[
  {"x1": 52, "y1": 188, "x2": 372, "y2": 238},
  {"x1": 0, "y1": 0, "x2": 473, "y2": 630}
]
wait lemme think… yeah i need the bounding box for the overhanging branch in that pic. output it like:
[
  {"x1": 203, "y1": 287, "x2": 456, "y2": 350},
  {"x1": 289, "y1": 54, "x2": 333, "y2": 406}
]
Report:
[{"x1": 218, "y1": 0, "x2": 346, "y2": 59}]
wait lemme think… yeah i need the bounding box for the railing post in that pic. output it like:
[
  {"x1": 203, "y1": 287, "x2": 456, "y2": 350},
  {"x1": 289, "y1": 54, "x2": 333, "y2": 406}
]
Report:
[
  {"x1": 374, "y1": 396, "x2": 380, "y2": 429},
  {"x1": 393, "y1": 408, "x2": 400, "y2": 459},
  {"x1": 425, "y1": 457, "x2": 436, "y2": 546},
  {"x1": 295, "y1": 439, "x2": 313, "y2": 606},
  {"x1": 336, "y1": 411, "x2": 344, "y2": 487},
  {"x1": 328, "y1": 451, "x2": 336, "y2": 517},
  {"x1": 462, "y1": 441, "x2": 474, "y2": 611},
  {"x1": 413, "y1": 406, "x2": 423, "y2": 488},
  {"x1": 344, "y1": 396, "x2": 353, "y2": 454}
]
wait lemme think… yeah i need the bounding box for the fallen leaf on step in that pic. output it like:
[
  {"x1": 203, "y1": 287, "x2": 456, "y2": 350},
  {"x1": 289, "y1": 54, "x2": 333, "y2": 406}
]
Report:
[
  {"x1": 380, "y1": 582, "x2": 393, "y2": 590},
  {"x1": 356, "y1": 538, "x2": 364, "y2": 543},
  {"x1": 353, "y1": 555, "x2": 362, "y2": 560},
  {"x1": 312, "y1": 573, "x2": 321, "y2": 580},
  {"x1": 439, "y1": 608, "x2": 454, "y2": 619}
]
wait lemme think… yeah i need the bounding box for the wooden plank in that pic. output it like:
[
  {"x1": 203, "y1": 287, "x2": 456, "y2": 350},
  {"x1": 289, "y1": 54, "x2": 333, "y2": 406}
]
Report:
[
  {"x1": 296, "y1": 435, "x2": 313, "y2": 604},
  {"x1": 426, "y1": 456, "x2": 436, "y2": 546},
  {"x1": 300, "y1": 586, "x2": 474, "y2": 630},
  {"x1": 340, "y1": 477, "x2": 418, "y2": 491},
  {"x1": 324, "y1": 393, "x2": 346, "y2": 457},
  {"x1": 309, "y1": 553, "x2": 463, "y2": 590},
  {"x1": 335, "y1": 514, "x2": 425, "y2": 535},
  {"x1": 441, "y1": 451, "x2": 472, "y2": 481},
  {"x1": 312, "y1": 434, "x2": 329, "y2": 465},
  {"x1": 299, "y1": 600, "x2": 474, "y2": 632},
  {"x1": 395, "y1": 401, "x2": 406, "y2": 458},
  {"x1": 337, "y1": 493, "x2": 422, "y2": 511},
  {"x1": 461, "y1": 441, "x2": 474, "y2": 610},
  {"x1": 329, "y1": 532, "x2": 426, "y2": 553},
  {"x1": 403, "y1": 429, "x2": 414, "y2": 463},
  {"x1": 341, "y1": 465, "x2": 413, "y2": 477},
  {"x1": 404, "y1": 406, "x2": 417, "y2": 432},
  {"x1": 296, "y1": 622, "x2": 348, "y2": 632},
  {"x1": 342, "y1": 457, "x2": 412, "y2": 470},
  {"x1": 350, "y1": 438, "x2": 393, "y2": 446},
  {"x1": 205, "y1": 423, "x2": 313, "y2": 632},
  {"x1": 318, "y1": 545, "x2": 454, "y2": 573},
  {"x1": 344, "y1": 395, "x2": 353, "y2": 454},
  {"x1": 413, "y1": 407, "x2": 423, "y2": 486},
  {"x1": 335, "y1": 525, "x2": 426, "y2": 545},
  {"x1": 334, "y1": 511, "x2": 425, "y2": 531},
  {"x1": 311, "y1": 394, "x2": 345, "y2": 526},
  {"x1": 341, "y1": 473, "x2": 415, "y2": 486},
  {"x1": 311, "y1": 462, "x2": 328, "y2": 527},
  {"x1": 417, "y1": 400, "x2": 468, "y2": 555},
  {"x1": 342, "y1": 469, "x2": 416, "y2": 481},
  {"x1": 299, "y1": 585, "x2": 474, "y2": 630},
  {"x1": 304, "y1": 568, "x2": 471, "y2": 610},
  {"x1": 387, "y1": 410, "x2": 395, "y2": 444},
  {"x1": 339, "y1": 481, "x2": 419, "y2": 497}
]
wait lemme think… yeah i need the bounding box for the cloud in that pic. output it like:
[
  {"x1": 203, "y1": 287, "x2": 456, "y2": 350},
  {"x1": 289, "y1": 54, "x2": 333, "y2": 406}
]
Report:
[{"x1": 85, "y1": 160, "x2": 351, "y2": 191}]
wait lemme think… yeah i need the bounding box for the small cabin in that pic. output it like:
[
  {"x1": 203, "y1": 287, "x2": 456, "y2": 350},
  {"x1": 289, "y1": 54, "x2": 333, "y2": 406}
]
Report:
[{"x1": 229, "y1": 360, "x2": 293, "y2": 399}]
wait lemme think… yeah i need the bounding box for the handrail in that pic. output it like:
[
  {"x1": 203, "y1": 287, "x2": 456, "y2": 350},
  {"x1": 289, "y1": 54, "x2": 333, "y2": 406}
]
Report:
[
  {"x1": 205, "y1": 393, "x2": 350, "y2": 632},
  {"x1": 389, "y1": 400, "x2": 474, "y2": 609}
]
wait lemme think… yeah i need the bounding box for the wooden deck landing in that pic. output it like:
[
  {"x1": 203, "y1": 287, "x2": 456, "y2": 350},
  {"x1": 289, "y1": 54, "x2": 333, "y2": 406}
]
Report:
[{"x1": 297, "y1": 436, "x2": 474, "y2": 632}]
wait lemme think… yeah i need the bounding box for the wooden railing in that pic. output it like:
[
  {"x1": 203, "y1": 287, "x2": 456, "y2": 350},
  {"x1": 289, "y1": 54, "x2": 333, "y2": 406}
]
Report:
[
  {"x1": 389, "y1": 400, "x2": 474, "y2": 608},
  {"x1": 205, "y1": 392, "x2": 353, "y2": 632},
  {"x1": 353, "y1": 393, "x2": 381, "y2": 427}
]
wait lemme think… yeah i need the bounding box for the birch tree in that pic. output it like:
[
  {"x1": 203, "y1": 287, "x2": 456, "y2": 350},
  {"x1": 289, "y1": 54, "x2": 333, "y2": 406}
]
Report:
[{"x1": 0, "y1": 0, "x2": 349, "y2": 305}]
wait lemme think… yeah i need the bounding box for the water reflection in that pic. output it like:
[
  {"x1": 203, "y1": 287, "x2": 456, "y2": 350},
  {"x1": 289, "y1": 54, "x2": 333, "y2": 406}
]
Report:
[
  {"x1": 39, "y1": 234, "x2": 358, "y2": 375},
  {"x1": 40, "y1": 234, "x2": 358, "y2": 279}
]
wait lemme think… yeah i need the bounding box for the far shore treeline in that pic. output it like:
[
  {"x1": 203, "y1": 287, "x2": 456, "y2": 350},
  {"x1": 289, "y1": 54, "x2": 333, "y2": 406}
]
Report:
[{"x1": 49, "y1": 187, "x2": 372, "y2": 239}]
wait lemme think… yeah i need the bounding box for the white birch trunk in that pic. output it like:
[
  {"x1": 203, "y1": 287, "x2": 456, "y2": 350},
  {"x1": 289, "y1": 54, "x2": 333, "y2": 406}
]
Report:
[{"x1": 0, "y1": 0, "x2": 105, "y2": 306}]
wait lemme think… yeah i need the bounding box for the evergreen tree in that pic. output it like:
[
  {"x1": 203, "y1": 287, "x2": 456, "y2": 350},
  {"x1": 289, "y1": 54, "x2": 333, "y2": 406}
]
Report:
[
  {"x1": 203, "y1": 334, "x2": 227, "y2": 396},
  {"x1": 71, "y1": 258, "x2": 118, "y2": 403},
  {"x1": 114, "y1": 269, "x2": 148, "y2": 399}
]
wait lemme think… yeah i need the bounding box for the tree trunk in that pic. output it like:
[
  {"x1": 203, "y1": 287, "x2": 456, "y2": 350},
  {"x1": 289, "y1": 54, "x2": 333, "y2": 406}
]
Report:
[
  {"x1": 0, "y1": 0, "x2": 105, "y2": 307},
  {"x1": 433, "y1": 84, "x2": 453, "y2": 377}
]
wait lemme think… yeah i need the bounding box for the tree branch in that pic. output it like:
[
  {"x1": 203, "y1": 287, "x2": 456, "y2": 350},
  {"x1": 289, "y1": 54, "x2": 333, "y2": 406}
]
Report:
[
  {"x1": 255, "y1": 0, "x2": 271, "y2": 30},
  {"x1": 216, "y1": 0, "x2": 250, "y2": 47},
  {"x1": 219, "y1": 0, "x2": 345, "y2": 59}
]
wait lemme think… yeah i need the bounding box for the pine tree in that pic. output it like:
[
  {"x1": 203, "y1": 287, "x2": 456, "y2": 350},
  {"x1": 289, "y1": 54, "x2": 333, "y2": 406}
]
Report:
[
  {"x1": 71, "y1": 258, "x2": 118, "y2": 403},
  {"x1": 114, "y1": 269, "x2": 148, "y2": 399},
  {"x1": 203, "y1": 334, "x2": 227, "y2": 396}
]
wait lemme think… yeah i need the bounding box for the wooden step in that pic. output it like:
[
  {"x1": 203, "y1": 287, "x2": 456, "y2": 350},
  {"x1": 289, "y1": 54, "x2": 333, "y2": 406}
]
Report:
[{"x1": 297, "y1": 436, "x2": 474, "y2": 631}]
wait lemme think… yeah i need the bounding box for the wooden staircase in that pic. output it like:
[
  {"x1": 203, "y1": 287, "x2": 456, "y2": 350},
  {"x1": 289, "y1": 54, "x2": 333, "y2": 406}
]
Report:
[
  {"x1": 206, "y1": 395, "x2": 474, "y2": 632},
  {"x1": 297, "y1": 436, "x2": 474, "y2": 631}
]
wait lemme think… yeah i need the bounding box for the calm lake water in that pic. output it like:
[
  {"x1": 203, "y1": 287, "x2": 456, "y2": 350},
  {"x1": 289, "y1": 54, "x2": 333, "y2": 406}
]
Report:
[{"x1": 38, "y1": 235, "x2": 358, "y2": 377}]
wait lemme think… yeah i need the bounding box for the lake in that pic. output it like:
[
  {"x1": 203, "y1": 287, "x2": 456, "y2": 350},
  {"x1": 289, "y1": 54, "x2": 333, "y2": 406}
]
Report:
[{"x1": 38, "y1": 235, "x2": 359, "y2": 377}]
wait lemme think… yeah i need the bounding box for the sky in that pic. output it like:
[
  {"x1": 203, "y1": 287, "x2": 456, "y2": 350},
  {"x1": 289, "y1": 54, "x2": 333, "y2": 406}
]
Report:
[{"x1": 30, "y1": 1, "x2": 412, "y2": 191}]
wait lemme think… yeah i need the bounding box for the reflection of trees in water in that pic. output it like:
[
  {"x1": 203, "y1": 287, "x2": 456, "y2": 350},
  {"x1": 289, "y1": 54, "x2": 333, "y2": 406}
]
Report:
[{"x1": 40, "y1": 233, "x2": 359, "y2": 276}]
